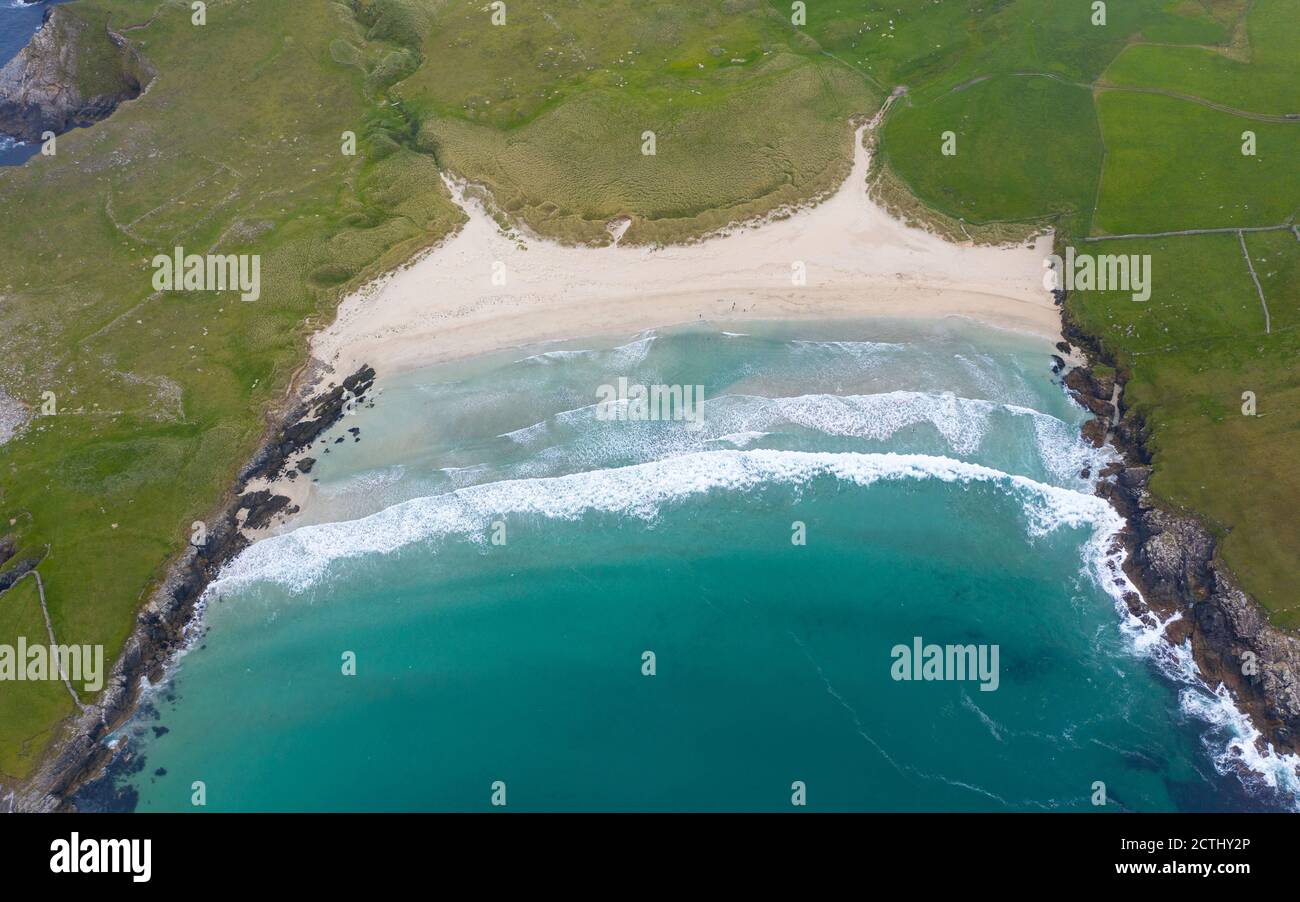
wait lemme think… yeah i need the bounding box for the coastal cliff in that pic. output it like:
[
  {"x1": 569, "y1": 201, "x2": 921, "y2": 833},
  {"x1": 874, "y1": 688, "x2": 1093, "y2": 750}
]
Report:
[
  {"x1": 0, "y1": 6, "x2": 152, "y2": 143},
  {"x1": 1062, "y1": 312, "x2": 1300, "y2": 762}
]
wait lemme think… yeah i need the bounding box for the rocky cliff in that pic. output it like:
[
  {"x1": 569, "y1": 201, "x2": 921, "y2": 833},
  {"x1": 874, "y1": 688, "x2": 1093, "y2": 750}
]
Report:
[
  {"x1": 0, "y1": 6, "x2": 152, "y2": 143},
  {"x1": 1061, "y1": 315, "x2": 1300, "y2": 761}
]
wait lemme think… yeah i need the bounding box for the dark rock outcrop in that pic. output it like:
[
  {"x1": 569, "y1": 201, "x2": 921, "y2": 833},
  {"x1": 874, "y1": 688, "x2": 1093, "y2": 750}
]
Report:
[
  {"x1": 0, "y1": 7, "x2": 153, "y2": 143},
  {"x1": 243, "y1": 366, "x2": 376, "y2": 483},
  {"x1": 237, "y1": 490, "x2": 298, "y2": 532}
]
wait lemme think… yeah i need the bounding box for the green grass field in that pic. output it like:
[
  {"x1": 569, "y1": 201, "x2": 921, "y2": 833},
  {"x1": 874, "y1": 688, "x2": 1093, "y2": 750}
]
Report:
[
  {"x1": 879, "y1": 74, "x2": 1102, "y2": 234},
  {"x1": 1101, "y1": 0, "x2": 1300, "y2": 116},
  {"x1": 0, "y1": 0, "x2": 1298, "y2": 783},
  {"x1": 1093, "y1": 92, "x2": 1300, "y2": 235}
]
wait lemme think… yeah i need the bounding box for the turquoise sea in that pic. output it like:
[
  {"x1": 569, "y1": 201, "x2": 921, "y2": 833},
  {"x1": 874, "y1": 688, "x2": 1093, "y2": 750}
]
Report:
[{"x1": 117, "y1": 319, "x2": 1299, "y2": 811}]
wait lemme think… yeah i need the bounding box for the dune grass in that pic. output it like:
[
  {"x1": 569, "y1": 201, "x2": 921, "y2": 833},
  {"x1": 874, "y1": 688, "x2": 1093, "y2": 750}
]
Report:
[
  {"x1": 422, "y1": 54, "x2": 874, "y2": 243},
  {"x1": 394, "y1": 0, "x2": 878, "y2": 243}
]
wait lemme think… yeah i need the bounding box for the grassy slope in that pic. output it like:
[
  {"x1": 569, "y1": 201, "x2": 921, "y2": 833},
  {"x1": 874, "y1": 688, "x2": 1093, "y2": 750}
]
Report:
[
  {"x1": 397, "y1": 0, "x2": 878, "y2": 243},
  {"x1": 0, "y1": 578, "x2": 75, "y2": 776},
  {"x1": 817, "y1": 0, "x2": 1234, "y2": 237},
  {"x1": 50, "y1": 5, "x2": 144, "y2": 99},
  {"x1": 879, "y1": 75, "x2": 1102, "y2": 233}
]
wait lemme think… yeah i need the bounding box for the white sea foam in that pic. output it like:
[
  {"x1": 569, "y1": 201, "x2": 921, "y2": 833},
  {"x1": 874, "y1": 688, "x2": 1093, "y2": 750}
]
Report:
[
  {"x1": 502, "y1": 389, "x2": 1110, "y2": 487},
  {"x1": 515, "y1": 349, "x2": 594, "y2": 364},
  {"x1": 791, "y1": 339, "x2": 904, "y2": 358},
  {"x1": 514, "y1": 334, "x2": 656, "y2": 368},
  {"x1": 499, "y1": 419, "x2": 549, "y2": 443},
  {"x1": 711, "y1": 431, "x2": 770, "y2": 448},
  {"x1": 1097, "y1": 509, "x2": 1300, "y2": 809},
  {"x1": 1182, "y1": 681, "x2": 1300, "y2": 807},
  {"x1": 212, "y1": 449, "x2": 1117, "y2": 597},
  {"x1": 771, "y1": 391, "x2": 991, "y2": 455},
  {"x1": 319, "y1": 464, "x2": 406, "y2": 497}
]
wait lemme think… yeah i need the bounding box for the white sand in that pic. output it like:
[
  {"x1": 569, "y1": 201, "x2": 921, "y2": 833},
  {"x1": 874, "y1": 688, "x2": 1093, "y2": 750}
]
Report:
[{"x1": 313, "y1": 123, "x2": 1059, "y2": 378}]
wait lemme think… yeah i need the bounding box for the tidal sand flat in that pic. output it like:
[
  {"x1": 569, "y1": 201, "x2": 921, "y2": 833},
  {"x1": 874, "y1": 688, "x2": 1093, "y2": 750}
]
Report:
[{"x1": 117, "y1": 322, "x2": 1296, "y2": 811}]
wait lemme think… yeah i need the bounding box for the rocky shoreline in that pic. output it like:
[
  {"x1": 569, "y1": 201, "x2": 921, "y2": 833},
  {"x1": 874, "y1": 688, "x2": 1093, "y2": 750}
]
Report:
[
  {"x1": 10, "y1": 294, "x2": 1300, "y2": 808},
  {"x1": 6, "y1": 363, "x2": 375, "y2": 812},
  {"x1": 1058, "y1": 298, "x2": 1300, "y2": 768},
  {"x1": 0, "y1": 6, "x2": 153, "y2": 145}
]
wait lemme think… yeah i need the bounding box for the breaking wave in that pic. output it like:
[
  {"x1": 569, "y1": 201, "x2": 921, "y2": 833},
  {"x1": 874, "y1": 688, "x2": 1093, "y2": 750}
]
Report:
[
  {"x1": 212, "y1": 449, "x2": 1122, "y2": 597},
  {"x1": 501, "y1": 390, "x2": 1112, "y2": 488}
]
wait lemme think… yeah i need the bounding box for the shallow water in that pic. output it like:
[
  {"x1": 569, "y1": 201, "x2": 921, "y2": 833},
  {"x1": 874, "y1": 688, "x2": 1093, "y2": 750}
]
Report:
[{"x1": 117, "y1": 319, "x2": 1297, "y2": 811}]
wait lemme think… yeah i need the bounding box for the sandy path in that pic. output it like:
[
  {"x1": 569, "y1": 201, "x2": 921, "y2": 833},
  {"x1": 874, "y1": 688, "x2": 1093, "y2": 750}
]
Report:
[{"x1": 312, "y1": 123, "x2": 1059, "y2": 378}]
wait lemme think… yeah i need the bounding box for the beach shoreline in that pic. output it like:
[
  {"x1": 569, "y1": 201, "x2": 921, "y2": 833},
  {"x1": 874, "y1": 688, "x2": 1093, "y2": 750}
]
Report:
[{"x1": 310, "y1": 121, "x2": 1059, "y2": 382}]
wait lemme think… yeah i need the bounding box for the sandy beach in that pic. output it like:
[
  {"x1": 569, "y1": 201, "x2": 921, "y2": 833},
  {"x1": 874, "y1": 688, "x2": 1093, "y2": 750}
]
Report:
[
  {"x1": 311, "y1": 122, "x2": 1059, "y2": 379},
  {"x1": 239, "y1": 119, "x2": 1064, "y2": 535}
]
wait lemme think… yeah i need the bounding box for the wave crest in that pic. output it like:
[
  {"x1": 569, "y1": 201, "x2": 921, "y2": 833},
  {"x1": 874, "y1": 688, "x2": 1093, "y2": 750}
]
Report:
[{"x1": 213, "y1": 449, "x2": 1119, "y2": 596}]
